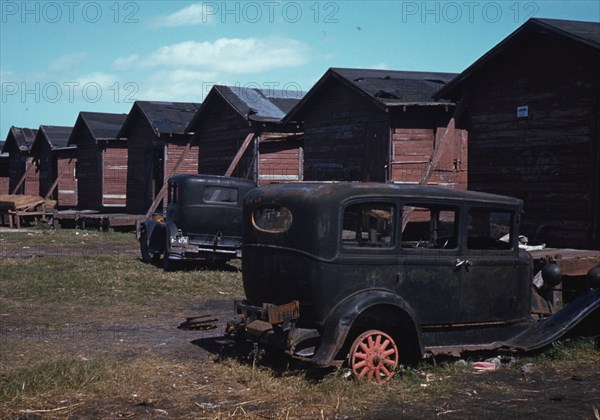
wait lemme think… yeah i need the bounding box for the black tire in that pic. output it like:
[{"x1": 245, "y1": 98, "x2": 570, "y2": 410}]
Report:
[{"x1": 140, "y1": 229, "x2": 160, "y2": 264}]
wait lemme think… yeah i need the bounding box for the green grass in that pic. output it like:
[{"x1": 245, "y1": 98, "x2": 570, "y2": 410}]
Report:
[
  {"x1": 1, "y1": 359, "x2": 115, "y2": 403},
  {"x1": 0, "y1": 228, "x2": 136, "y2": 246},
  {"x1": 0, "y1": 255, "x2": 244, "y2": 310}
]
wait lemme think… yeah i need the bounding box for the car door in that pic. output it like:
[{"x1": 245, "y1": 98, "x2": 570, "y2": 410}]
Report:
[
  {"x1": 454, "y1": 206, "x2": 529, "y2": 324},
  {"x1": 397, "y1": 202, "x2": 461, "y2": 325}
]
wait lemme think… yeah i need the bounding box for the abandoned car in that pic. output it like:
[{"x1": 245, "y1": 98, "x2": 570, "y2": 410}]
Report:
[
  {"x1": 137, "y1": 174, "x2": 257, "y2": 270},
  {"x1": 233, "y1": 182, "x2": 600, "y2": 383}
]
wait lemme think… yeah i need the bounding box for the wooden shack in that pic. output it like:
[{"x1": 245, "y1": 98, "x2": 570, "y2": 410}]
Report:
[
  {"x1": 30, "y1": 125, "x2": 76, "y2": 207},
  {"x1": 68, "y1": 112, "x2": 128, "y2": 212},
  {"x1": 118, "y1": 101, "x2": 201, "y2": 214},
  {"x1": 284, "y1": 68, "x2": 467, "y2": 188},
  {"x1": 0, "y1": 142, "x2": 8, "y2": 195},
  {"x1": 187, "y1": 85, "x2": 303, "y2": 184},
  {"x1": 435, "y1": 18, "x2": 600, "y2": 249},
  {"x1": 1, "y1": 126, "x2": 38, "y2": 195}
]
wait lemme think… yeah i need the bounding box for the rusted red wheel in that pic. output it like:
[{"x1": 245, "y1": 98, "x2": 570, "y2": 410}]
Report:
[{"x1": 349, "y1": 330, "x2": 399, "y2": 384}]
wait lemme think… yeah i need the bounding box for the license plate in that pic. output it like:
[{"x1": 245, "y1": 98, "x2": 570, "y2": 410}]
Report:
[{"x1": 266, "y1": 301, "x2": 300, "y2": 324}]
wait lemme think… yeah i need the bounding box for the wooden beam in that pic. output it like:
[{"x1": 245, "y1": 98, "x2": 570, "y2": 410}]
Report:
[
  {"x1": 44, "y1": 158, "x2": 73, "y2": 200},
  {"x1": 225, "y1": 132, "x2": 256, "y2": 177},
  {"x1": 419, "y1": 118, "x2": 455, "y2": 186},
  {"x1": 144, "y1": 143, "x2": 192, "y2": 219}
]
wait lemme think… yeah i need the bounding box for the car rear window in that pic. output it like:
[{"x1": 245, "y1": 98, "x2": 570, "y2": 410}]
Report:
[
  {"x1": 253, "y1": 205, "x2": 293, "y2": 233},
  {"x1": 203, "y1": 187, "x2": 238, "y2": 204}
]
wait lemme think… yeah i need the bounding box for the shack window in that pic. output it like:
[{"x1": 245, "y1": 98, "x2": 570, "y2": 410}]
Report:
[
  {"x1": 203, "y1": 187, "x2": 238, "y2": 204},
  {"x1": 253, "y1": 205, "x2": 293, "y2": 233},
  {"x1": 342, "y1": 203, "x2": 395, "y2": 248},
  {"x1": 467, "y1": 209, "x2": 512, "y2": 250},
  {"x1": 401, "y1": 205, "x2": 458, "y2": 249}
]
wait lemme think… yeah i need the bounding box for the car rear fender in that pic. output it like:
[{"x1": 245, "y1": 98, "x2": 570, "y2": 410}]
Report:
[{"x1": 310, "y1": 289, "x2": 423, "y2": 367}]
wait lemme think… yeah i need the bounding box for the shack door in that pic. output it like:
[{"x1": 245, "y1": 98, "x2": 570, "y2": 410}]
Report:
[
  {"x1": 102, "y1": 147, "x2": 128, "y2": 207},
  {"x1": 455, "y1": 207, "x2": 529, "y2": 324},
  {"x1": 57, "y1": 157, "x2": 77, "y2": 207},
  {"x1": 365, "y1": 122, "x2": 389, "y2": 182}
]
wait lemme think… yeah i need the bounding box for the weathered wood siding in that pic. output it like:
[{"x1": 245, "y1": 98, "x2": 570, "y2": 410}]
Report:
[
  {"x1": 301, "y1": 79, "x2": 388, "y2": 181},
  {"x1": 7, "y1": 148, "x2": 36, "y2": 195},
  {"x1": 125, "y1": 121, "x2": 156, "y2": 214},
  {"x1": 102, "y1": 146, "x2": 128, "y2": 207},
  {"x1": 57, "y1": 156, "x2": 77, "y2": 207},
  {"x1": 76, "y1": 129, "x2": 101, "y2": 210},
  {"x1": 24, "y1": 158, "x2": 39, "y2": 197},
  {"x1": 35, "y1": 139, "x2": 53, "y2": 197},
  {"x1": 257, "y1": 135, "x2": 303, "y2": 184},
  {"x1": 390, "y1": 126, "x2": 467, "y2": 189},
  {"x1": 0, "y1": 157, "x2": 9, "y2": 195},
  {"x1": 465, "y1": 34, "x2": 600, "y2": 248},
  {"x1": 165, "y1": 142, "x2": 198, "y2": 177},
  {"x1": 195, "y1": 98, "x2": 254, "y2": 177}
]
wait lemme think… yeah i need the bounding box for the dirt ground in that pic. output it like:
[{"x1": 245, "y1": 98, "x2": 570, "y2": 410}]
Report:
[{"x1": 1, "y1": 230, "x2": 599, "y2": 419}]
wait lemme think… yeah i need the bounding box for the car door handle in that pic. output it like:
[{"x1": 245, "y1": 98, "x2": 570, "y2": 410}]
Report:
[{"x1": 456, "y1": 259, "x2": 471, "y2": 267}]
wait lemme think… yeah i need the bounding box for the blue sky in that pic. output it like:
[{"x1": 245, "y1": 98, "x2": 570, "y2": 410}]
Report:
[{"x1": 1, "y1": 1, "x2": 599, "y2": 137}]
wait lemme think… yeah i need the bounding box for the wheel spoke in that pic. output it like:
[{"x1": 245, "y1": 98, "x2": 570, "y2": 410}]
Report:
[
  {"x1": 353, "y1": 360, "x2": 367, "y2": 370},
  {"x1": 350, "y1": 330, "x2": 399, "y2": 384}
]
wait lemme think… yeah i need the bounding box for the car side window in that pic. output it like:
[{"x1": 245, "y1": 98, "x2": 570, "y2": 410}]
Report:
[
  {"x1": 467, "y1": 208, "x2": 513, "y2": 250},
  {"x1": 342, "y1": 203, "x2": 395, "y2": 248},
  {"x1": 401, "y1": 205, "x2": 458, "y2": 249}
]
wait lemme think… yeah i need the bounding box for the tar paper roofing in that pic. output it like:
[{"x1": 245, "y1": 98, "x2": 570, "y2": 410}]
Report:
[
  {"x1": 118, "y1": 101, "x2": 201, "y2": 138},
  {"x1": 2, "y1": 126, "x2": 38, "y2": 153},
  {"x1": 68, "y1": 112, "x2": 128, "y2": 145},
  {"x1": 284, "y1": 67, "x2": 457, "y2": 122},
  {"x1": 435, "y1": 18, "x2": 600, "y2": 100},
  {"x1": 187, "y1": 85, "x2": 304, "y2": 132},
  {"x1": 31, "y1": 126, "x2": 74, "y2": 154}
]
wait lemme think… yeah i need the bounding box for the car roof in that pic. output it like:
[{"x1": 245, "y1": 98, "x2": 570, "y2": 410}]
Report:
[{"x1": 247, "y1": 182, "x2": 523, "y2": 208}]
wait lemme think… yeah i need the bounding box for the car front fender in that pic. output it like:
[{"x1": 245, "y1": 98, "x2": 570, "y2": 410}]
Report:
[
  {"x1": 310, "y1": 289, "x2": 423, "y2": 367},
  {"x1": 142, "y1": 220, "x2": 166, "y2": 254},
  {"x1": 503, "y1": 288, "x2": 600, "y2": 351}
]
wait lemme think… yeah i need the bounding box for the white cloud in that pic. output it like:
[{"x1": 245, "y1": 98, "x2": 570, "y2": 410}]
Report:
[
  {"x1": 74, "y1": 72, "x2": 120, "y2": 90},
  {"x1": 155, "y1": 3, "x2": 215, "y2": 27},
  {"x1": 366, "y1": 62, "x2": 390, "y2": 70},
  {"x1": 48, "y1": 52, "x2": 88, "y2": 72},
  {"x1": 141, "y1": 70, "x2": 219, "y2": 101},
  {"x1": 112, "y1": 37, "x2": 310, "y2": 74}
]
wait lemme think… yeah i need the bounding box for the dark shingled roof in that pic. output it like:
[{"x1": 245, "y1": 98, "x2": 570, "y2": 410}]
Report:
[
  {"x1": 118, "y1": 101, "x2": 201, "y2": 138},
  {"x1": 284, "y1": 67, "x2": 457, "y2": 123},
  {"x1": 30, "y1": 126, "x2": 74, "y2": 155},
  {"x1": 435, "y1": 18, "x2": 600, "y2": 100},
  {"x1": 186, "y1": 85, "x2": 304, "y2": 132},
  {"x1": 69, "y1": 112, "x2": 128, "y2": 145},
  {"x1": 2, "y1": 126, "x2": 38, "y2": 153},
  {"x1": 330, "y1": 68, "x2": 457, "y2": 105}
]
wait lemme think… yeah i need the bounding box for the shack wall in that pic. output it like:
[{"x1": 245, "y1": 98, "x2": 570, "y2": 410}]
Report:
[
  {"x1": 300, "y1": 78, "x2": 388, "y2": 181},
  {"x1": 194, "y1": 98, "x2": 253, "y2": 178},
  {"x1": 464, "y1": 34, "x2": 600, "y2": 248}
]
